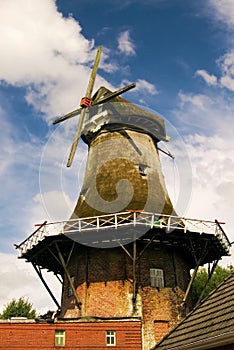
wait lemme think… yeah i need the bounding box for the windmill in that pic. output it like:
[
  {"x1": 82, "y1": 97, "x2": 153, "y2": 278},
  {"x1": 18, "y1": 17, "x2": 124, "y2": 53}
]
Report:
[
  {"x1": 15, "y1": 45, "x2": 231, "y2": 350},
  {"x1": 52, "y1": 45, "x2": 176, "y2": 224},
  {"x1": 53, "y1": 46, "x2": 136, "y2": 167}
]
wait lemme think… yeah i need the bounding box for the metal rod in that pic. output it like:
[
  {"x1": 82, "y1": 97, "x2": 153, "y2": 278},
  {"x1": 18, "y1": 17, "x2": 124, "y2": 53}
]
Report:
[
  {"x1": 32, "y1": 263, "x2": 61, "y2": 309},
  {"x1": 157, "y1": 146, "x2": 175, "y2": 159}
]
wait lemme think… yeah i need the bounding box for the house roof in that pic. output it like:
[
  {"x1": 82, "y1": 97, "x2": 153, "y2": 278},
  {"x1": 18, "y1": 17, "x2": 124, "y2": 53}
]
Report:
[{"x1": 154, "y1": 272, "x2": 234, "y2": 350}]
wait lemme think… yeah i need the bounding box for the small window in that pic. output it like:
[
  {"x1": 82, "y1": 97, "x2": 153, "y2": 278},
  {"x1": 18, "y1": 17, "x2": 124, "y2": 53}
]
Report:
[
  {"x1": 68, "y1": 276, "x2": 75, "y2": 297},
  {"x1": 150, "y1": 268, "x2": 164, "y2": 288},
  {"x1": 138, "y1": 163, "x2": 147, "y2": 176},
  {"x1": 55, "y1": 330, "x2": 65, "y2": 347},
  {"x1": 106, "y1": 330, "x2": 116, "y2": 346}
]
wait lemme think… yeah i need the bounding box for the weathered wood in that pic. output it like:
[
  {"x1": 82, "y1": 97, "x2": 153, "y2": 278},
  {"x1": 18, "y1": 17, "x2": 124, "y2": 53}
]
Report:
[
  {"x1": 67, "y1": 46, "x2": 102, "y2": 167},
  {"x1": 55, "y1": 242, "x2": 82, "y2": 308},
  {"x1": 52, "y1": 82, "x2": 136, "y2": 126}
]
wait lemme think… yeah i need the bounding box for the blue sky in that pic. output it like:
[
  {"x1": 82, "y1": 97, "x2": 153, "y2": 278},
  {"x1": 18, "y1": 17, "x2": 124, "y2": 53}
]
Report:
[{"x1": 0, "y1": 0, "x2": 234, "y2": 313}]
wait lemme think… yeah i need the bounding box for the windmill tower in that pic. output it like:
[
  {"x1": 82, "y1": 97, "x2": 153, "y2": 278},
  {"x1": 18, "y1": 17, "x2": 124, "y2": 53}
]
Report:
[{"x1": 16, "y1": 47, "x2": 231, "y2": 350}]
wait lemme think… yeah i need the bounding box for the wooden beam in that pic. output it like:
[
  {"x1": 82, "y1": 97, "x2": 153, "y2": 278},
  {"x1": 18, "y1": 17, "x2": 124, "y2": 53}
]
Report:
[
  {"x1": 55, "y1": 242, "x2": 82, "y2": 309},
  {"x1": 132, "y1": 238, "x2": 137, "y2": 304},
  {"x1": 182, "y1": 241, "x2": 208, "y2": 307},
  {"x1": 32, "y1": 262, "x2": 61, "y2": 309}
]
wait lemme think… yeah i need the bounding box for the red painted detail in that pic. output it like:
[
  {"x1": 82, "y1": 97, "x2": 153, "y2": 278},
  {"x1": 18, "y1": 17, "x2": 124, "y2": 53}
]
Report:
[{"x1": 80, "y1": 97, "x2": 93, "y2": 108}]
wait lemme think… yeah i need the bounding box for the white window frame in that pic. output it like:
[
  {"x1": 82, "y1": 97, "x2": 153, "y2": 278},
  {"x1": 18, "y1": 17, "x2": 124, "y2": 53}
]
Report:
[
  {"x1": 106, "y1": 330, "x2": 116, "y2": 346},
  {"x1": 150, "y1": 268, "x2": 164, "y2": 288},
  {"x1": 55, "y1": 330, "x2": 65, "y2": 347}
]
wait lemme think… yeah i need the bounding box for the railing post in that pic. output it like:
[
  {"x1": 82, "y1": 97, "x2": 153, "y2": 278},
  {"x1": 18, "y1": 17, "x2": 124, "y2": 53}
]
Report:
[
  {"x1": 167, "y1": 216, "x2": 171, "y2": 232},
  {"x1": 184, "y1": 220, "x2": 187, "y2": 233},
  {"x1": 151, "y1": 214, "x2": 154, "y2": 229},
  {"x1": 199, "y1": 221, "x2": 203, "y2": 234},
  {"x1": 115, "y1": 214, "x2": 118, "y2": 229},
  {"x1": 133, "y1": 212, "x2": 136, "y2": 226}
]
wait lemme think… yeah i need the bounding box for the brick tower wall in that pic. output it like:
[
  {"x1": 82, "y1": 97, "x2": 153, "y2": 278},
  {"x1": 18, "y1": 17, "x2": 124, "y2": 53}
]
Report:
[{"x1": 60, "y1": 242, "x2": 191, "y2": 349}]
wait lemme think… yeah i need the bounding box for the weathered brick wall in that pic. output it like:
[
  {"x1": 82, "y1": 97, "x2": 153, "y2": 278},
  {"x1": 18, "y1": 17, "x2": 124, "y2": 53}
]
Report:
[
  {"x1": 153, "y1": 320, "x2": 169, "y2": 344},
  {"x1": 141, "y1": 287, "x2": 185, "y2": 349},
  {"x1": 0, "y1": 321, "x2": 142, "y2": 349},
  {"x1": 60, "y1": 243, "x2": 191, "y2": 349}
]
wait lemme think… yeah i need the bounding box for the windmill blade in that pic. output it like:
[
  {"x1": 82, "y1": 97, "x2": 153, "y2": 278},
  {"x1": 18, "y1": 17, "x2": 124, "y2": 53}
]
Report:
[
  {"x1": 85, "y1": 46, "x2": 102, "y2": 98},
  {"x1": 67, "y1": 46, "x2": 102, "y2": 167},
  {"x1": 52, "y1": 107, "x2": 82, "y2": 125},
  {"x1": 52, "y1": 82, "x2": 136, "y2": 126},
  {"x1": 67, "y1": 108, "x2": 86, "y2": 167},
  {"x1": 93, "y1": 82, "x2": 136, "y2": 106}
]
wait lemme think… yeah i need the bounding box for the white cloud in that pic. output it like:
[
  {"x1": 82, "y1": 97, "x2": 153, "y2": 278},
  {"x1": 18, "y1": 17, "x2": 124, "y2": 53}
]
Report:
[
  {"x1": 208, "y1": 0, "x2": 234, "y2": 29},
  {"x1": 0, "y1": 253, "x2": 61, "y2": 314},
  {"x1": 218, "y1": 51, "x2": 234, "y2": 91},
  {"x1": 171, "y1": 91, "x2": 234, "y2": 264},
  {"x1": 195, "y1": 69, "x2": 218, "y2": 86},
  {"x1": 201, "y1": 2, "x2": 234, "y2": 92},
  {"x1": 117, "y1": 30, "x2": 136, "y2": 56},
  {"x1": 195, "y1": 49, "x2": 234, "y2": 94},
  {"x1": 0, "y1": 0, "x2": 115, "y2": 121},
  {"x1": 178, "y1": 92, "x2": 211, "y2": 111},
  {"x1": 0, "y1": 0, "x2": 93, "y2": 84},
  {"x1": 134, "y1": 79, "x2": 159, "y2": 95}
]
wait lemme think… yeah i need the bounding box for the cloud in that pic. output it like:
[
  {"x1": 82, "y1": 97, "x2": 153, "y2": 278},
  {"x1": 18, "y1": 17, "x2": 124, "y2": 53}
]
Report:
[
  {"x1": 0, "y1": 253, "x2": 61, "y2": 314},
  {"x1": 117, "y1": 31, "x2": 136, "y2": 56},
  {"x1": 171, "y1": 90, "x2": 234, "y2": 263},
  {"x1": 0, "y1": 0, "x2": 93, "y2": 84},
  {"x1": 194, "y1": 51, "x2": 234, "y2": 94},
  {"x1": 195, "y1": 69, "x2": 218, "y2": 86},
  {"x1": 134, "y1": 79, "x2": 159, "y2": 95},
  {"x1": 176, "y1": 90, "x2": 234, "y2": 139},
  {"x1": 208, "y1": 0, "x2": 234, "y2": 29},
  {"x1": 218, "y1": 50, "x2": 234, "y2": 91},
  {"x1": 0, "y1": 0, "x2": 115, "y2": 121},
  {"x1": 178, "y1": 92, "x2": 211, "y2": 111},
  {"x1": 201, "y1": 2, "x2": 234, "y2": 92}
]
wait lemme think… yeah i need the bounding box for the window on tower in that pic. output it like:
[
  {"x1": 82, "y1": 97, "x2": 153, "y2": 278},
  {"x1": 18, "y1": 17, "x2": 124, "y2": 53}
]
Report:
[
  {"x1": 55, "y1": 330, "x2": 65, "y2": 347},
  {"x1": 138, "y1": 163, "x2": 148, "y2": 176},
  {"x1": 106, "y1": 330, "x2": 116, "y2": 346},
  {"x1": 150, "y1": 268, "x2": 164, "y2": 288}
]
